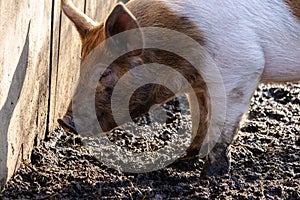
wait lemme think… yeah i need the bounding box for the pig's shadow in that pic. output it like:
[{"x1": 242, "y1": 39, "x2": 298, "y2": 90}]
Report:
[{"x1": 0, "y1": 22, "x2": 30, "y2": 184}]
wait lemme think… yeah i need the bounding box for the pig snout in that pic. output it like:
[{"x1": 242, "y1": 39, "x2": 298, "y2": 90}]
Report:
[
  {"x1": 58, "y1": 102, "x2": 78, "y2": 134},
  {"x1": 58, "y1": 114, "x2": 78, "y2": 134},
  {"x1": 58, "y1": 102, "x2": 118, "y2": 135}
]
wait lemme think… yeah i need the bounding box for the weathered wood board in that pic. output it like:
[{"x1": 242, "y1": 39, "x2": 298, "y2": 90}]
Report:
[
  {"x1": 0, "y1": 0, "x2": 52, "y2": 189},
  {"x1": 0, "y1": 0, "x2": 120, "y2": 190}
]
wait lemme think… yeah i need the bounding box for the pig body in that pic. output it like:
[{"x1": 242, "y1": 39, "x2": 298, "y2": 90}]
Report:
[{"x1": 60, "y1": 0, "x2": 300, "y2": 175}]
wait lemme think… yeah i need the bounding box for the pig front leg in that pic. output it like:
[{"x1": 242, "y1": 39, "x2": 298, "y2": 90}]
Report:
[
  {"x1": 185, "y1": 86, "x2": 210, "y2": 156},
  {"x1": 200, "y1": 92, "x2": 256, "y2": 176},
  {"x1": 187, "y1": 66, "x2": 264, "y2": 176}
]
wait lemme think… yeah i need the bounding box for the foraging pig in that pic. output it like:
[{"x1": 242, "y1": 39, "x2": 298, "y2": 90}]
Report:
[{"x1": 59, "y1": 0, "x2": 300, "y2": 175}]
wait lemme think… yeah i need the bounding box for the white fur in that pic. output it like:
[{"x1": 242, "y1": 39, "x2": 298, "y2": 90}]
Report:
[
  {"x1": 165, "y1": 0, "x2": 300, "y2": 81},
  {"x1": 162, "y1": 0, "x2": 300, "y2": 145}
]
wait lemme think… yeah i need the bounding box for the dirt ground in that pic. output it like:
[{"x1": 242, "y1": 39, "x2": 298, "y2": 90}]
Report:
[{"x1": 1, "y1": 83, "x2": 299, "y2": 199}]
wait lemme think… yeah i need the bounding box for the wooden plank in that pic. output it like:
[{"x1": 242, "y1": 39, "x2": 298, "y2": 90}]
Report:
[
  {"x1": 0, "y1": 0, "x2": 52, "y2": 189},
  {"x1": 48, "y1": 0, "x2": 85, "y2": 132},
  {"x1": 0, "y1": 0, "x2": 124, "y2": 190},
  {"x1": 48, "y1": 0, "x2": 121, "y2": 131}
]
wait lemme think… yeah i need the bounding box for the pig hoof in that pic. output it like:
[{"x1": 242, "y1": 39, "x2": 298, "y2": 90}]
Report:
[
  {"x1": 185, "y1": 147, "x2": 201, "y2": 158},
  {"x1": 169, "y1": 155, "x2": 203, "y2": 171},
  {"x1": 201, "y1": 155, "x2": 229, "y2": 177}
]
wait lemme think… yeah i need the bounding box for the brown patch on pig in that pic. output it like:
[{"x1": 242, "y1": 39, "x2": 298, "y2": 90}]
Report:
[
  {"x1": 186, "y1": 78, "x2": 210, "y2": 156},
  {"x1": 63, "y1": 0, "x2": 210, "y2": 154},
  {"x1": 285, "y1": 0, "x2": 300, "y2": 21},
  {"x1": 81, "y1": 24, "x2": 106, "y2": 61},
  {"x1": 127, "y1": 0, "x2": 210, "y2": 145}
]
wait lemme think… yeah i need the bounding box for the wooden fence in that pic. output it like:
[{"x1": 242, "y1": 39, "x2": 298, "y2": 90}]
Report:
[{"x1": 0, "y1": 0, "x2": 119, "y2": 189}]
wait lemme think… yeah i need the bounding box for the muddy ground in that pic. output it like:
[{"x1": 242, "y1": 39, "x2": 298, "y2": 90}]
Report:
[{"x1": 1, "y1": 83, "x2": 300, "y2": 199}]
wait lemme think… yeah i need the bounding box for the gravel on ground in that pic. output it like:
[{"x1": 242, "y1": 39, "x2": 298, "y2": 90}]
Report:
[{"x1": 1, "y1": 83, "x2": 299, "y2": 199}]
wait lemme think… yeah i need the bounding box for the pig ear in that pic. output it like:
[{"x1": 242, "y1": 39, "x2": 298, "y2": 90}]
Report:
[
  {"x1": 105, "y1": 3, "x2": 143, "y2": 55},
  {"x1": 61, "y1": 0, "x2": 97, "y2": 39}
]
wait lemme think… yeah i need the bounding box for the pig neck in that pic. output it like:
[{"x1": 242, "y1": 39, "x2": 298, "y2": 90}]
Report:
[
  {"x1": 126, "y1": 0, "x2": 206, "y2": 47},
  {"x1": 126, "y1": 0, "x2": 208, "y2": 93}
]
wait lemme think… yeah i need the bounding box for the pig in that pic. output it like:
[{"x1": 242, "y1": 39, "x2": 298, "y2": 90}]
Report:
[{"x1": 59, "y1": 0, "x2": 300, "y2": 176}]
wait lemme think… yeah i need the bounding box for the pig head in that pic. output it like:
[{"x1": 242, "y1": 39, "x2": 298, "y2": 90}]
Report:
[{"x1": 58, "y1": 0, "x2": 206, "y2": 136}]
